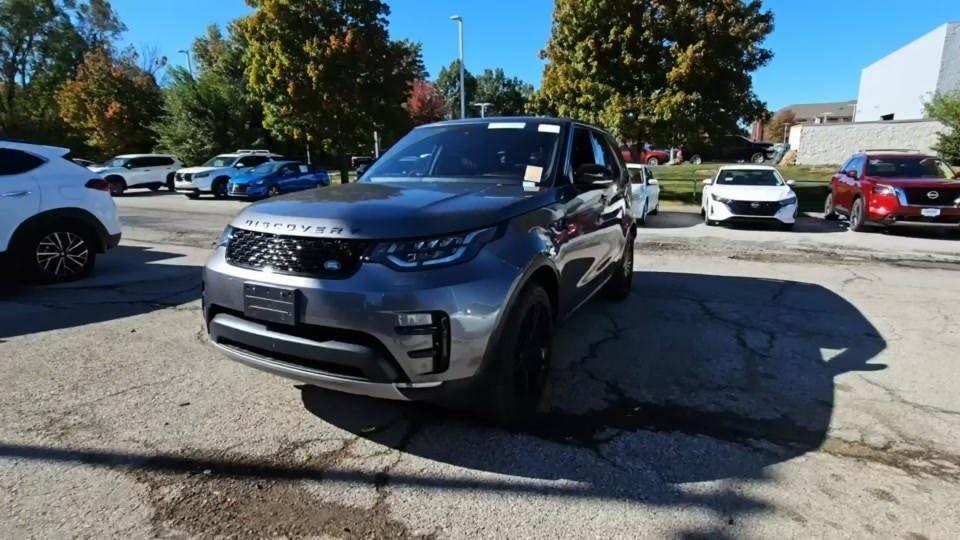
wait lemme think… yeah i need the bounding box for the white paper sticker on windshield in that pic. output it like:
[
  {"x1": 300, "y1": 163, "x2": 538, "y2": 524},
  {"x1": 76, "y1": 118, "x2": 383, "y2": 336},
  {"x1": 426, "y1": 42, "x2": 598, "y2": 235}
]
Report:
[
  {"x1": 538, "y1": 124, "x2": 561, "y2": 133},
  {"x1": 488, "y1": 122, "x2": 526, "y2": 129},
  {"x1": 524, "y1": 165, "x2": 544, "y2": 183}
]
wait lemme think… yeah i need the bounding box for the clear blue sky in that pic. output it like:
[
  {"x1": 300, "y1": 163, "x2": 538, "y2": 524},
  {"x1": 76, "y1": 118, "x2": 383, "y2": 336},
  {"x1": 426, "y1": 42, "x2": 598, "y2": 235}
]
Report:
[{"x1": 113, "y1": 0, "x2": 959, "y2": 112}]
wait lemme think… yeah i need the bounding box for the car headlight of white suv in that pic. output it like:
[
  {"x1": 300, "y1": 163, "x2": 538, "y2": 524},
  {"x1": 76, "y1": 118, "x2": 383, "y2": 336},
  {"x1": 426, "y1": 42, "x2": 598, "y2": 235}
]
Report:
[
  {"x1": 194, "y1": 172, "x2": 211, "y2": 179},
  {"x1": 710, "y1": 193, "x2": 733, "y2": 204},
  {"x1": 779, "y1": 196, "x2": 798, "y2": 206}
]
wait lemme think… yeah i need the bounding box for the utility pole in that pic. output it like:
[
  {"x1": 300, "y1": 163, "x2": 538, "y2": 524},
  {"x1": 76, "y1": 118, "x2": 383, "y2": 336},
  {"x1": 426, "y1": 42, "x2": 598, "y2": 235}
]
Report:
[
  {"x1": 473, "y1": 102, "x2": 493, "y2": 118},
  {"x1": 177, "y1": 49, "x2": 193, "y2": 77},
  {"x1": 373, "y1": 131, "x2": 380, "y2": 158},
  {"x1": 450, "y1": 15, "x2": 465, "y2": 119}
]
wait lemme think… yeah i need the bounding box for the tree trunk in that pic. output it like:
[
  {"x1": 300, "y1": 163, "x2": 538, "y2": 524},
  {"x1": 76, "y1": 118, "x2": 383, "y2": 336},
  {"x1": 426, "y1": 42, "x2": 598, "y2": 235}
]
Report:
[{"x1": 339, "y1": 153, "x2": 350, "y2": 184}]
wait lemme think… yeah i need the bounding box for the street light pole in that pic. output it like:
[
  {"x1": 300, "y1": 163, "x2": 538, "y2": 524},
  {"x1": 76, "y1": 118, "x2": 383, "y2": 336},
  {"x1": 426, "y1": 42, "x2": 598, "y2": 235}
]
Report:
[
  {"x1": 473, "y1": 102, "x2": 493, "y2": 118},
  {"x1": 177, "y1": 49, "x2": 193, "y2": 77},
  {"x1": 450, "y1": 15, "x2": 465, "y2": 119}
]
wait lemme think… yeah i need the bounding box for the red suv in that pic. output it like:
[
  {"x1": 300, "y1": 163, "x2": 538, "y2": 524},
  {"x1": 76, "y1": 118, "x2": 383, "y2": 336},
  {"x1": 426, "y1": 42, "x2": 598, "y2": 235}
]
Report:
[{"x1": 823, "y1": 151, "x2": 960, "y2": 232}]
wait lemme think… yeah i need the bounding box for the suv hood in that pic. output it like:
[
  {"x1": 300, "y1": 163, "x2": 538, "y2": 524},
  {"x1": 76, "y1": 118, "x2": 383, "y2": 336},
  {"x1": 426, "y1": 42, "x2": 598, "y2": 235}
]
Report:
[
  {"x1": 232, "y1": 181, "x2": 554, "y2": 239},
  {"x1": 711, "y1": 184, "x2": 794, "y2": 202}
]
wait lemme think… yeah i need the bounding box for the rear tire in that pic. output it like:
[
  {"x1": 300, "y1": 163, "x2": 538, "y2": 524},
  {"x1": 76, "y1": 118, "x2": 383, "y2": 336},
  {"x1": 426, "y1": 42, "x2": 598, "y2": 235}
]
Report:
[
  {"x1": 267, "y1": 185, "x2": 280, "y2": 198},
  {"x1": 18, "y1": 224, "x2": 97, "y2": 283},
  {"x1": 750, "y1": 152, "x2": 765, "y2": 164},
  {"x1": 637, "y1": 200, "x2": 648, "y2": 225},
  {"x1": 106, "y1": 176, "x2": 126, "y2": 196},
  {"x1": 649, "y1": 204, "x2": 659, "y2": 216},
  {"x1": 823, "y1": 192, "x2": 839, "y2": 221},
  {"x1": 689, "y1": 155, "x2": 703, "y2": 165},
  {"x1": 646, "y1": 157, "x2": 659, "y2": 166},
  {"x1": 481, "y1": 284, "x2": 555, "y2": 427},
  {"x1": 166, "y1": 173, "x2": 175, "y2": 191}
]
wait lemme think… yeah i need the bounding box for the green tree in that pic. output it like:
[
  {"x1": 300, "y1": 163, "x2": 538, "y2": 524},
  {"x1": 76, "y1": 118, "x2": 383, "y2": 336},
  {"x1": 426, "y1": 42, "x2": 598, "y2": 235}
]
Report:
[
  {"x1": 474, "y1": 68, "x2": 534, "y2": 116},
  {"x1": 530, "y1": 0, "x2": 773, "y2": 146},
  {"x1": 154, "y1": 23, "x2": 270, "y2": 165},
  {"x1": 925, "y1": 91, "x2": 960, "y2": 164},
  {"x1": 240, "y1": 0, "x2": 424, "y2": 182},
  {"x1": 0, "y1": 0, "x2": 125, "y2": 146},
  {"x1": 435, "y1": 59, "x2": 476, "y2": 118},
  {"x1": 57, "y1": 47, "x2": 163, "y2": 158}
]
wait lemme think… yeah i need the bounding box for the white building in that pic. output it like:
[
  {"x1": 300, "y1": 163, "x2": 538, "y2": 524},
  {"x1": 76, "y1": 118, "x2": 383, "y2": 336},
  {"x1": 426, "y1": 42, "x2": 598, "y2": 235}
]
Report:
[{"x1": 855, "y1": 22, "x2": 960, "y2": 122}]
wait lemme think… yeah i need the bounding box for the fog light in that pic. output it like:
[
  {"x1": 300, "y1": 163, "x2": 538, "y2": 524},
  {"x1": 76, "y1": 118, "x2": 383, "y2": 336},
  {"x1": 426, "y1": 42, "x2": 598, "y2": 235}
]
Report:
[{"x1": 397, "y1": 312, "x2": 433, "y2": 327}]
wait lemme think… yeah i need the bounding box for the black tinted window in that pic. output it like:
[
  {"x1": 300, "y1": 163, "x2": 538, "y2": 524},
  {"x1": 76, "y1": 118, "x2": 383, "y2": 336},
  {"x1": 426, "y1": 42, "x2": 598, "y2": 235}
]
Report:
[
  {"x1": 0, "y1": 148, "x2": 46, "y2": 175},
  {"x1": 145, "y1": 156, "x2": 174, "y2": 166},
  {"x1": 239, "y1": 156, "x2": 270, "y2": 167},
  {"x1": 126, "y1": 157, "x2": 150, "y2": 168},
  {"x1": 866, "y1": 157, "x2": 954, "y2": 179}
]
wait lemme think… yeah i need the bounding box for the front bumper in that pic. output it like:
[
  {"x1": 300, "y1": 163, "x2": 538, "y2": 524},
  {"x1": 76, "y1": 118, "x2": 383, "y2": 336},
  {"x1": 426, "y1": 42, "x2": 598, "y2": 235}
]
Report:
[
  {"x1": 202, "y1": 245, "x2": 522, "y2": 401},
  {"x1": 868, "y1": 202, "x2": 960, "y2": 227},
  {"x1": 707, "y1": 199, "x2": 796, "y2": 224},
  {"x1": 228, "y1": 183, "x2": 266, "y2": 198}
]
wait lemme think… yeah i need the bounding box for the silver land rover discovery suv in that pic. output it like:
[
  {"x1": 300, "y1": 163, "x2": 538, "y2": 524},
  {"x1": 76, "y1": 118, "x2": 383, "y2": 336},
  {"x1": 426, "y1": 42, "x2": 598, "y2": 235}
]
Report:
[{"x1": 203, "y1": 117, "x2": 636, "y2": 423}]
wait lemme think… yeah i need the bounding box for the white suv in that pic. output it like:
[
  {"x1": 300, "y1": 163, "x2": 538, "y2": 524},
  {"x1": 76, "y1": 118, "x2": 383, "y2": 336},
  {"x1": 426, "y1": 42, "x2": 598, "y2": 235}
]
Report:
[
  {"x1": 89, "y1": 154, "x2": 182, "y2": 196},
  {"x1": 174, "y1": 150, "x2": 283, "y2": 199},
  {"x1": 0, "y1": 140, "x2": 122, "y2": 282}
]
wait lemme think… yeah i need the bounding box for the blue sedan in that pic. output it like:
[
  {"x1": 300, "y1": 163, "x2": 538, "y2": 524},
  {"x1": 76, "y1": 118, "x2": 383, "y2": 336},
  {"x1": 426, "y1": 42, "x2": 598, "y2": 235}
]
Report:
[{"x1": 227, "y1": 161, "x2": 330, "y2": 199}]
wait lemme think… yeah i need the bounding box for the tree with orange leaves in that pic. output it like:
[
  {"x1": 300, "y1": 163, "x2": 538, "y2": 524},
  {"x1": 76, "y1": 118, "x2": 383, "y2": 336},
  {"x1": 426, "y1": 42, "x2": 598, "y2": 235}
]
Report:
[
  {"x1": 56, "y1": 48, "x2": 163, "y2": 158},
  {"x1": 406, "y1": 80, "x2": 448, "y2": 125}
]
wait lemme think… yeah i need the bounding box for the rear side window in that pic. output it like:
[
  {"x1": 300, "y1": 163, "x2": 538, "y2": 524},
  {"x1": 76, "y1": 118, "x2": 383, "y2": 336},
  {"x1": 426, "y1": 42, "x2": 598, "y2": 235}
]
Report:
[
  {"x1": 0, "y1": 148, "x2": 46, "y2": 175},
  {"x1": 238, "y1": 156, "x2": 270, "y2": 167}
]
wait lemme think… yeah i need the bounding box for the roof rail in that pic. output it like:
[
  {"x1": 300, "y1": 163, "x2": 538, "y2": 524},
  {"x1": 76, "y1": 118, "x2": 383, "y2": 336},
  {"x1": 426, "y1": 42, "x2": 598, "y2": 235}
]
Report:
[
  {"x1": 858, "y1": 148, "x2": 922, "y2": 153},
  {"x1": 235, "y1": 149, "x2": 271, "y2": 154}
]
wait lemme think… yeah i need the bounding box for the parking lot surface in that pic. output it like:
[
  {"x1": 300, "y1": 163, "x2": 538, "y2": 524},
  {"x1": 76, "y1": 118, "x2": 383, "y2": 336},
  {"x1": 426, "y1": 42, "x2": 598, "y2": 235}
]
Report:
[{"x1": 2, "y1": 193, "x2": 960, "y2": 538}]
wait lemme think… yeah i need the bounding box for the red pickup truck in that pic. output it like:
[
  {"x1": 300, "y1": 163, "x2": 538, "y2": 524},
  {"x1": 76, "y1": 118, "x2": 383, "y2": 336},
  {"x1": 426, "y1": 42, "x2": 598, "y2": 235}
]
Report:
[{"x1": 824, "y1": 151, "x2": 960, "y2": 233}]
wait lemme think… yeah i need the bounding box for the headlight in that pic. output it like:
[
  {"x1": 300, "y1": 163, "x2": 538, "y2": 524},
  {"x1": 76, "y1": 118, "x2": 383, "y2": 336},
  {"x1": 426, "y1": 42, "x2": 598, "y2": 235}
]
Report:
[
  {"x1": 215, "y1": 226, "x2": 234, "y2": 247},
  {"x1": 779, "y1": 196, "x2": 798, "y2": 206},
  {"x1": 873, "y1": 184, "x2": 896, "y2": 196},
  {"x1": 194, "y1": 172, "x2": 210, "y2": 179},
  {"x1": 252, "y1": 179, "x2": 265, "y2": 186},
  {"x1": 710, "y1": 192, "x2": 732, "y2": 204},
  {"x1": 367, "y1": 227, "x2": 498, "y2": 270}
]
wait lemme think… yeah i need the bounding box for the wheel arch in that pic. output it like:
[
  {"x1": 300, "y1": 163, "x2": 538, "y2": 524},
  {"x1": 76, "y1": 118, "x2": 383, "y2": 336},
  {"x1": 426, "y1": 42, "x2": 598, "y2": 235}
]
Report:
[
  {"x1": 103, "y1": 174, "x2": 126, "y2": 186},
  {"x1": 10, "y1": 208, "x2": 110, "y2": 254}
]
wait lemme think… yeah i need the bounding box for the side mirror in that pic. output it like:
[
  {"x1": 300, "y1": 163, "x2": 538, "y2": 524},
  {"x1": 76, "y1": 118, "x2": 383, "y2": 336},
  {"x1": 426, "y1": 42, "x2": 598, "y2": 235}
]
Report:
[
  {"x1": 701, "y1": 178, "x2": 713, "y2": 185},
  {"x1": 574, "y1": 163, "x2": 613, "y2": 186},
  {"x1": 845, "y1": 170, "x2": 858, "y2": 179},
  {"x1": 648, "y1": 178, "x2": 659, "y2": 186},
  {"x1": 954, "y1": 171, "x2": 960, "y2": 179},
  {"x1": 235, "y1": 163, "x2": 247, "y2": 169},
  {"x1": 786, "y1": 180, "x2": 796, "y2": 186},
  {"x1": 124, "y1": 162, "x2": 134, "y2": 169}
]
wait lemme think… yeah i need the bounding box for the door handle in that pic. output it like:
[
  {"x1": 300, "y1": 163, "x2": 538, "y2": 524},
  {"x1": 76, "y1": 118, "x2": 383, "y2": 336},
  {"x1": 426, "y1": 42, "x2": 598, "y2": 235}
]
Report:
[{"x1": 1, "y1": 190, "x2": 31, "y2": 198}]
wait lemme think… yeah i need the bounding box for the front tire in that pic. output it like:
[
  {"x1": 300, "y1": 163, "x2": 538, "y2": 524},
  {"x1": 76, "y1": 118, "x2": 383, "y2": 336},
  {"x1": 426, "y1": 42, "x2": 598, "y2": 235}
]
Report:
[
  {"x1": 212, "y1": 178, "x2": 229, "y2": 199},
  {"x1": 750, "y1": 152, "x2": 765, "y2": 164},
  {"x1": 849, "y1": 198, "x2": 869, "y2": 232},
  {"x1": 689, "y1": 155, "x2": 703, "y2": 165},
  {"x1": 646, "y1": 157, "x2": 659, "y2": 166},
  {"x1": 106, "y1": 176, "x2": 126, "y2": 196},
  {"x1": 166, "y1": 173, "x2": 175, "y2": 191},
  {"x1": 482, "y1": 284, "x2": 555, "y2": 426},
  {"x1": 19, "y1": 225, "x2": 97, "y2": 283},
  {"x1": 637, "y1": 200, "x2": 648, "y2": 226},
  {"x1": 604, "y1": 231, "x2": 635, "y2": 300},
  {"x1": 267, "y1": 185, "x2": 280, "y2": 198}
]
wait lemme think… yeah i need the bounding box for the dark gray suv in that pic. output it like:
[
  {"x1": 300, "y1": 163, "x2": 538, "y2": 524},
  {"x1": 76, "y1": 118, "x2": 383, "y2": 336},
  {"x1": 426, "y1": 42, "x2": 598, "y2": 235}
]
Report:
[{"x1": 203, "y1": 117, "x2": 636, "y2": 423}]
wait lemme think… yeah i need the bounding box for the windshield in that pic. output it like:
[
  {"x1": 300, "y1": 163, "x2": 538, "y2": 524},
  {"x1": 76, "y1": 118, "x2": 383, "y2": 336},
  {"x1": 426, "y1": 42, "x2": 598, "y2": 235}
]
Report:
[
  {"x1": 202, "y1": 155, "x2": 238, "y2": 168},
  {"x1": 103, "y1": 158, "x2": 129, "y2": 168},
  {"x1": 249, "y1": 162, "x2": 283, "y2": 174},
  {"x1": 866, "y1": 157, "x2": 956, "y2": 179},
  {"x1": 363, "y1": 121, "x2": 561, "y2": 183},
  {"x1": 715, "y1": 169, "x2": 783, "y2": 186}
]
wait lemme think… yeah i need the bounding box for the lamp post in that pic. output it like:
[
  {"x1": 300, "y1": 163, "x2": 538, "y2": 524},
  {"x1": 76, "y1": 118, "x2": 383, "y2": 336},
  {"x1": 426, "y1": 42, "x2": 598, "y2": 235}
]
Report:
[
  {"x1": 449, "y1": 15, "x2": 465, "y2": 119},
  {"x1": 473, "y1": 102, "x2": 492, "y2": 118},
  {"x1": 177, "y1": 49, "x2": 193, "y2": 77}
]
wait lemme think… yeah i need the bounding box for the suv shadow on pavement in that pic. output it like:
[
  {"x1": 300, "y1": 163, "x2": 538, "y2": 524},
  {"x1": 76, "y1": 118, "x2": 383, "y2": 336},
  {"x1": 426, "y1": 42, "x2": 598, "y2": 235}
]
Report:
[
  {"x1": 0, "y1": 245, "x2": 201, "y2": 339},
  {"x1": 301, "y1": 271, "x2": 886, "y2": 521}
]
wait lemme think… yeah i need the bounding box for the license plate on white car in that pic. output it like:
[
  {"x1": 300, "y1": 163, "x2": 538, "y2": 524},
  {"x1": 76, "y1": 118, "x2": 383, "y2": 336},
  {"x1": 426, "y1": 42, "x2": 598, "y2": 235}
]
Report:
[{"x1": 921, "y1": 208, "x2": 941, "y2": 218}]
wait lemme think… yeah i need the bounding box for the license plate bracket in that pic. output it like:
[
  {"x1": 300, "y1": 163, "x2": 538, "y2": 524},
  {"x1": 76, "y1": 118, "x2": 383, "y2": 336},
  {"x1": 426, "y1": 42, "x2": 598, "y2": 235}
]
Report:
[
  {"x1": 243, "y1": 283, "x2": 298, "y2": 326},
  {"x1": 921, "y1": 208, "x2": 941, "y2": 218}
]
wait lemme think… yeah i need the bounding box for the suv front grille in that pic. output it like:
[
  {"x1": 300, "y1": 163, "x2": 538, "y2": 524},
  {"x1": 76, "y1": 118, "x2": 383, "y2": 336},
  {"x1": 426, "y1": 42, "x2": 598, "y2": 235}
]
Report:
[
  {"x1": 226, "y1": 228, "x2": 369, "y2": 278},
  {"x1": 903, "y1": 187, "x2": 960, "y2": 207},
  {"x1": 726, "y1": 200, "x2": 780, "y2": 216}
]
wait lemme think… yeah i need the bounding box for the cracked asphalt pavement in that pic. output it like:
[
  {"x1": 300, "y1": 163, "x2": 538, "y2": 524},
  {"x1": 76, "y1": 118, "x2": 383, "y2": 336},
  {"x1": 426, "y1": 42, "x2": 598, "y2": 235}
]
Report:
[{"x1": 2, "y1": 194, "x2": 960, "y2": 538}]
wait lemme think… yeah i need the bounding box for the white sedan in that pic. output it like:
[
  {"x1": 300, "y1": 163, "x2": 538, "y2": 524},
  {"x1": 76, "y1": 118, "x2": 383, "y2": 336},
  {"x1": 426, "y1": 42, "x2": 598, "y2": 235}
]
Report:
[
  {"x1": 701, "y1": 165, "x2": 798, "y2": 230},
  {"x1": 627, "y1": 163, "x2": 661, "y2": 225}
]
